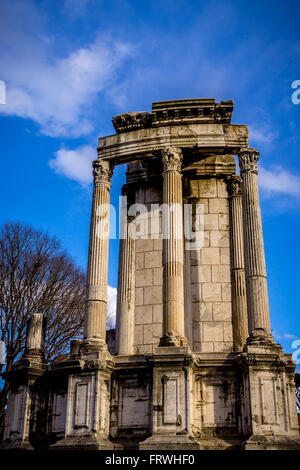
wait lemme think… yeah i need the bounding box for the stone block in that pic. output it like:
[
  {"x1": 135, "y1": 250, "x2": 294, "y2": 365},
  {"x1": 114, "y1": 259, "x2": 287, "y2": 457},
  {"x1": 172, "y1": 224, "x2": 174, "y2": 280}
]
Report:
[
  {"x1": 195, "y1": 198, "x2": 208, "y2": 213},
  {"x1": 211, "y1": 265, "x2": 231, "y2": 282},
  {"x1": 192, "y1": 323, "x2": 201, "y2": 342},
  {"x1": 193, "y1": 342, "x2": 201, "y2": 352},
  {"x1": 135, "y1": 287, "x2": 143, "y2": 306},
  {"x1": 199, "y1": 178, "x2": 217, "y2": 198},
  {"x1": 144, "y1": 323, "x2": 162, "y2": 344},
  {"x1": 208, "y1": 198, "x2": 228, "y2": 214},
  {"x1": 135, "y1": 252, "x2": 144, "y2": 269},
  {"x1": 134, "y1": 325, "x2": 144, "y2": 345},
  {"x1": 223, "y1": 322, "x2": 233, "y2": 342},
  {"x1": 140, "y1": 344, "x2": 153, "y2": 354},
  {"x1": 191, "y1": 265, "x2": 211, "y2": 283},
  {"x1": 220, "y1": 247, "x2": 230, "y2": 265},
  {"x1": 143, "y1": 285, "x2": 163, "y2": 305},
  {"x1": 221, "y1": 283, "x2": 231, "y2": 301},
  {"x1": 135, "y1": 268, "x2": 153, "y2": 287},
  {"x1": 153, "y1": 238, "x2": 163, "y2": 250},
  {"x1": 203, "y1": 322, "x2": 224, "y2": 342},
  {"x1": 202, "y1": 283, "x2": 222, "y2": 301},
  {"x1": 145, "y1": 250, "x2": 162, "y2": 268},
  {"x1": 217, "y1": 179, "x2": 228, "y2": 198},
  {"x1": 201, "y1": 247, "x2": 220, "y2": 265},
  {"x1": 152, "y1": 304, "x2": 163, "y2": 323},
  {"x1": 153, "y1": 267, "x2": 163, "y2": 286},
  {"x1": 191, "y1": 283, "x2": 201, "y2": 302},
  {"x1": 210, "y1": 230, "x2": 230, "y2": 248},
  {"x1": 213, "y1": 342, "x2": 233, "y2": 352},
  {"x1": 189, "y1": 180, "x2": 199, "y2": 198},
  {"x1": 212, "y1": 302, "x2": 232, "y2": 321},
  {"x1": 198, "y1": 341, "x2": 214, "y2": 352},
  {"x1": 135, "y1": 305, "x2": 152, "y2": 325},
  {"x1": 219, "y1": 213, "x2": 229, "y2": 230},
  {"x1": 193, "y1": 301, "x2": 213, "y2": 321},
  {"x1": 136, "y1": 238, "x2": 153, "y2": 253},
  {"x1": 149, "y1": 215, "x2": 162, "y2": 238},
  {"x1": 204, "y1": 214, "x2": 218, "y2": 231},
  {"x1": 190, "y1": 248, "x2": 201, "y2": 266}
]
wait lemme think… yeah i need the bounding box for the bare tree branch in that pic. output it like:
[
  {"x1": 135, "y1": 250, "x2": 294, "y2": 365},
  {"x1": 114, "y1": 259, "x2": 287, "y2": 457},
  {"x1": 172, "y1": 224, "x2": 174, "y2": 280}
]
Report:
[{"x1": 0, "y1": 221, "x2": 85, "y2": 429}]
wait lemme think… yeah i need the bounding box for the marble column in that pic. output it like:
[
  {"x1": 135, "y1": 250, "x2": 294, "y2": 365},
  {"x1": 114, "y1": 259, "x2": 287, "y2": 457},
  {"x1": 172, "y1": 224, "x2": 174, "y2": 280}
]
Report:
[
  {"x1": 116, "y1": 193, "x2": 135, "y2": 355},
  {"x1": 227, "y1": 175, "x2": 248, "y2": 351},
  {"x1": 84, "y1": 159, "x2": 113, "y2": 346},
  {"x1": 238, "y1": 148, "x2": 272, "y2": 343},
  {"x1": 25, "y1": 313, "x2": 47, "y2": 358},
  {"x1": 159, "y1": 147, "x2": 186, "y2": 347}
]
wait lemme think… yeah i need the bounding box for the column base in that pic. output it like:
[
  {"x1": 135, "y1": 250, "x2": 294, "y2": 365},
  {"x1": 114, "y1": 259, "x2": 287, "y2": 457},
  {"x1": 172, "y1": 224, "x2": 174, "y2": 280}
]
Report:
[
  {"x1": 139, "y1": 434, "x2": 200, "y2": 450},
  {"x1": 80, "y1": 338, "x2": 108, "y2": 355},
  {"x1": 243, "y1": 434, "x2": 300, "y2": 450},
  {"x1": 158, "y1": 335, "x2": 187, "y2": 347},
  {"x1": 244, "y1": 328, "x2": 282, "y2": 354},
  {"x1": 50, "y1": 434, "x2": 123, "y2": 451},
  {"x1": 0, "y1": 437, "x2": 34, "y2": 450}
]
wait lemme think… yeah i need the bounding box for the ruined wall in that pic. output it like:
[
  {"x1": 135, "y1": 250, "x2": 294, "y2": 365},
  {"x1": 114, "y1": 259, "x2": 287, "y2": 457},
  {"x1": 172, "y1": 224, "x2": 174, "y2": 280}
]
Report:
[
  {"x1": 185, "y1": 176, "x2": 234, "y2": 353},
  {"x1": 134, "y1": 185, "x2": 163, "y2": 354}
]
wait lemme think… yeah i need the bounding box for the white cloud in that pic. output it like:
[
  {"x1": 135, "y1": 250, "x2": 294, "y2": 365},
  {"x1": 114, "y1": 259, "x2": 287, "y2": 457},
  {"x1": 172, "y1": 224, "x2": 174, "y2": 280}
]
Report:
[
  {"x1": 249, "y1": 125, "x2": 278, "y2": 145},
  {"x1": 259, "y1": 166, "x2": 300, "y2": 198},
  {"x1": 107, "y1": 285, "x2": 117, "y2": 329},
  {"x1": 0, "y1": 1, "x2": 133, "y2": 137},
  {"x1": 284, "y1": 333, "x2": 298, "y2": 340},
  {"x1": 49, "y1": 145, "x2": 95, "y2": 185}
]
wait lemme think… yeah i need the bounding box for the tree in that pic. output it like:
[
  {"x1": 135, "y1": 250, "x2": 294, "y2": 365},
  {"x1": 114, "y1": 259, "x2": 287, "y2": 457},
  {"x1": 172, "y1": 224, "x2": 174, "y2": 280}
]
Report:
[{"x1": 0, "y1": 221, "x2": 86, "y2": 433}]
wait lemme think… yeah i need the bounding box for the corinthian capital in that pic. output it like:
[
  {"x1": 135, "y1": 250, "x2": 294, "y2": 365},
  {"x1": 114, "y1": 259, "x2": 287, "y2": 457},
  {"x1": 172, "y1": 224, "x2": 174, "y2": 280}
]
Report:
[
  {"x1": 238, "y1": 148, "x2": 260, "y2": 174},
  {"x1": 227, "y1": 175, "x2": 242, "y2": 197},
  {"x1": 92, "y1": 160, "x2": 113, "y2": 188},
  {"x1": 161, "y1": 147, "x2": 183, "y2": 174}
]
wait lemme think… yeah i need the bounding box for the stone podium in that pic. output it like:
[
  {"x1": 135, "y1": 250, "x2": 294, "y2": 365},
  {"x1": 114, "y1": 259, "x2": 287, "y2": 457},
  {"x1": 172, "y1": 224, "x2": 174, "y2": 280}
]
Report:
[{"x1": 2, "y1": 99, "x2": 300, "y2": 450}]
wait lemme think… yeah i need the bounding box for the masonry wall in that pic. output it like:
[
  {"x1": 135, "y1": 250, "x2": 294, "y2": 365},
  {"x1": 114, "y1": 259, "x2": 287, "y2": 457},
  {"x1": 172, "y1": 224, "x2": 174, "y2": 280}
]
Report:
[
  {"x1": 134, "y1": 185, "x2": 163, "y2": 354},
  {"x1": 132, "y1": 176, "x2": 234, "y2": 354},
  {"x1": 185, "y1": 177, "x2": 234, "y2": 353}
]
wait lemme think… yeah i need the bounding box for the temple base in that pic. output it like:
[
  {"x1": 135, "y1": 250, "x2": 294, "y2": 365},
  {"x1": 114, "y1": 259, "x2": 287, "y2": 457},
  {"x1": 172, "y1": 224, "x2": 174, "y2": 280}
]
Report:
[
  {"x1": 1, "y1": 438, "x2": 34, "y2": 450},
  {"x1": 139, "y1": 434, "x2": 200, "y2": 450},
  {"x1": 50, "y1": 434, "x2": 122, "y2": 450},
  {"x1": 243, "y1": 434, "x2": 300, "y2": 450},
  {"x1": 158, "y1": 335, "x2": 187, "y2": 347}
]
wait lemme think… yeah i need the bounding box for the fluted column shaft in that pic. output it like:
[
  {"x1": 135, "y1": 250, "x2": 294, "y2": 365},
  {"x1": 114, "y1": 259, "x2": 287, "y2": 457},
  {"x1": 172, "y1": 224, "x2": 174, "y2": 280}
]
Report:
[
  {"x1": 227, "y1": 175, "x2": 248, "y2": 350},
  {"x1": 84, "y1": 159, "x2": 113, "y2": 342},
  {"x1": 160, "y1": 147, "x2": 186, "y2": 347},
  {"x1": 116, "y1": 194, "x2": 135, "y2": 355},
  {"x1": 238, "y1": 148, "x2": 271, "y2": 340}
]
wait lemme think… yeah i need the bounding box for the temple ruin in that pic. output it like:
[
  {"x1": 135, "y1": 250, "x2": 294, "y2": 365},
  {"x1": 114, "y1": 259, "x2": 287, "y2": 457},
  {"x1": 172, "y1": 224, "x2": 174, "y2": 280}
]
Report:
[{"x1": 2, "y1": 99, "x2": 300, "y2": 450}]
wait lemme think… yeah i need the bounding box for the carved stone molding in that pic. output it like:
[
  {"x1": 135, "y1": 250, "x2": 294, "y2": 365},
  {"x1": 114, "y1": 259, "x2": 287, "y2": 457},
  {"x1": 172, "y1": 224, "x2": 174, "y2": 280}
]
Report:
[
  {"x1": 238, "y1": 148, "x2": 260, "y2": 174},
  {"x1": 161, "y1": 147, "x2": 183, "y2": 174},
  {"x1": 112, "y1": 112, "x2": 152, "y2": 134},
  {"x1": 226, "y1": 175, "x2": 242, "y2": 197},
  {"x1": 92, "y1": 159, "x2": 113, "y2": 188}
]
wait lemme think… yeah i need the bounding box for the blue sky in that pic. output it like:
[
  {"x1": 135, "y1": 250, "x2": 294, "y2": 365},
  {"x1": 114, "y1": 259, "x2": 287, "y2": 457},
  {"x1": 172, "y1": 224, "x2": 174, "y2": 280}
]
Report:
[{"x1": 0, "y1": 0, "x2": 299, "y2": 364}]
